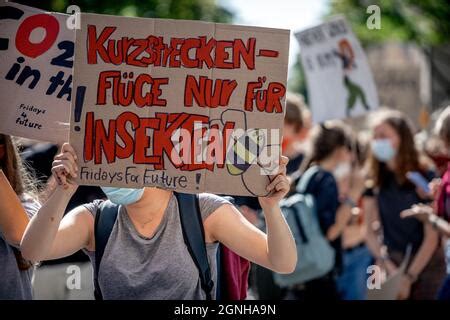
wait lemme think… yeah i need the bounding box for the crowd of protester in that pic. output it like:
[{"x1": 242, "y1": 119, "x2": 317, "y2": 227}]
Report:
[{"x1": 1, "y1": 92, "x2": 450, "y2": 300}]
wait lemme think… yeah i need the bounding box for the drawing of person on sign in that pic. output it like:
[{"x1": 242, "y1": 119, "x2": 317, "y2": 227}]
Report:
[{"x1": 334, "y1": 39, "x2": 370, "y2": 117}]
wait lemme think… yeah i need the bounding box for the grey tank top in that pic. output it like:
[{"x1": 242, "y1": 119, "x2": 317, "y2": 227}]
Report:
[{"x1": 83, "y1": 193, "x2": 230, "y2": 300}]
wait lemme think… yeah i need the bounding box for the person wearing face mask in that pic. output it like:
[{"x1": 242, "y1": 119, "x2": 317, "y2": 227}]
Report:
[
  {"x1": 20, "y1": 143, "x2": 297, "y2": 300},
  {"x1": 422, "y1": 134, "x2": 450, "y2": 178},
  {"x1": 284, "y1": 121, "x2": 365, "y2": 300},
  {"x1": 364, "y1": 109, "x2": 446, "y2": 300}
]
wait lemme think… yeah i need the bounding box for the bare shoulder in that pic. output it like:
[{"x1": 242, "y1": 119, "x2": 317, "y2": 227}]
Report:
[{"x1": 202, "y1": 195, "x2": 243, "y2": 243}]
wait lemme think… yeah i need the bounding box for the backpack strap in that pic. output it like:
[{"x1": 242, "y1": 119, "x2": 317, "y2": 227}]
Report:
[
  {"x1": 174, "y1": 192, "x2": 214, "y2": 300},
  {"x1": 296, "y1": 165, "x2": 321, "y2": 194},
  {"x1": 93, "y1": 194, "x2": 215, "y2": 300},
  {"x1": 292, "y1": 166, "x2": 321, "y2": 244},
  {"x1": 94, "y1": 200, "x2": 120, "y2": 300},
  {"x1": 290, "y1": 204, "x2": 309, "y2": 244},
  {"x1": 215, "y1": 245, "x2": 223, "y2": 300}
]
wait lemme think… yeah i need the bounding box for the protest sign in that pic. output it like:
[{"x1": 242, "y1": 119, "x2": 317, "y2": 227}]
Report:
[
  {"x1": 367, "y1": 246, "x2": 412, "y2": 300},
  {"x1": 0, "y1": 2, "x2": 73, "y2": 143},
  {"x1": 295, "y1": 16, "x2": 378, "y2": 123},
  {"x1": 70, "y1": 13, "x2": 289, "y2": 196}
]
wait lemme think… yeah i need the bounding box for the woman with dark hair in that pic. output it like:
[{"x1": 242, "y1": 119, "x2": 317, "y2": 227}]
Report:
[
  {"x1": 0, "y1": 134, "x2": 40, "y2": 299},
  {"x1": 364, "y1": 109, "x2": 446, "y2": 300},
  {"x1": 285, "y1": 120, "x2": 365, "y2": 300}
]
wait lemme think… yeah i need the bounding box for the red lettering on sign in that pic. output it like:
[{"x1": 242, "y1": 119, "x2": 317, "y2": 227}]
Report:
[{"x1": 15, "y1": 14, "x2": 59, "y2": 58}]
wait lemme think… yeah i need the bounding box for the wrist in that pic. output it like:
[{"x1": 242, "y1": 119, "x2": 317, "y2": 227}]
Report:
[
  {"x1": 349, "y1": 188, "x2": 362, "y2": 200},
  {"x1": 405, "y1": 271, "x2": 418, "y2": 283},
  {"x1": 55, "y1": 183, "x2": 78, "y2": 198},
  {"x1": 428, "y1": 214, "x2": 439, "y2": 229},
  {"x1": 376, "y1": 252, "x2": 389, "y2": 263},
  {"x1": 260, "y1": 202, "x2": 278, "y2": 215},
  {"x1": 343, "y1": 196, "x2": 357, "y2": 209}
]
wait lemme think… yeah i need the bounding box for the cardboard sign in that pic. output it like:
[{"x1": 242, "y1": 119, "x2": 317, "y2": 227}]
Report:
[
  {"x1": 295, "y1": 16, "x2": 378, "y2": 123},
  {"x1": 70, "y1": 13, "x2": 289, "y2": 196},
  {"x1": 0, "y1": 2, "x2": 73, "y2": 143},
  {"x1": 367, "y1": 246, "x2": 412, "y2": 300}
]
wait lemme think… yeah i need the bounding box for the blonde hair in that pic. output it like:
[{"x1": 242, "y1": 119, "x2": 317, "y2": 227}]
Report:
[
  {"x1": 0, "y1": 134, "x2": 37, "y2": 198},
  {"x1": 0, "y1": 134, "x2": 38, "y2": 270},
  {"x1": 434, "y1": 106, "x2": 450, "y2": 144}
]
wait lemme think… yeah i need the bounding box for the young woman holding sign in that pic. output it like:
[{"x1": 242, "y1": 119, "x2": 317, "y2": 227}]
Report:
[{"x1": 21, "y1": 143, "x2": 297, "y2": 300}]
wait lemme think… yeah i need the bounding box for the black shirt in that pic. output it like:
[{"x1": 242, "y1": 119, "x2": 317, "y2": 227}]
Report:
[{"x1": 365, "y1": 170, "x2": 433, "y2": 254}]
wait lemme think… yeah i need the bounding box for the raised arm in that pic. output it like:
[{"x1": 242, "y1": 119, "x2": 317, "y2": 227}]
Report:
[
  {"x1": 405, "y1": 222, "x2": 439, "y2": 283},
  {"x1": 204, "y1": 156, "x2": 297, "y2": 274},
  {"x1": 401, "y1": 204, "x2": 450, "y2": 237},
  {"x1": 21, "y1": 143, "x2": 94, "y2": 262},
  {"x1": 0, "y1": 169, "x2": 29, "y2": 246}
]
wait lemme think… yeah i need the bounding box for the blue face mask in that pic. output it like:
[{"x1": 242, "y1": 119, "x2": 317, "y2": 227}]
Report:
[
  {"x1": 371, "y1": 139, "x2": 396, "y2": 162},
  {"x1": 101, "y1": 187, "x2": 145, "y2": 205}
]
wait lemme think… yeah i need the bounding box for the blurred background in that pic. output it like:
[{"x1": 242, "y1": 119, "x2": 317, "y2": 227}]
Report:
[
  {"x1": 4, "y1": 0, "x2": 449, "y2": 301},
  {"x1": 11, "y1": 0, "x2": 450, "y2": 128}
]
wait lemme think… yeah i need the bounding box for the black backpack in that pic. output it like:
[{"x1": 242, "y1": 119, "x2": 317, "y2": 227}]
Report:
[{"x1": 93, "y1": 192, "x2": 230, "y2": 300}]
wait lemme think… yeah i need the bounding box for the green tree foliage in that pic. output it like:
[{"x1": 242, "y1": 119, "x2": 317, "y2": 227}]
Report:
[
  {"x1": 329, "y1": 0, "x2": 450, "y2": 47},
  {"x1": 328, "y1": 0, "x2": 450, "y2": 107},
  {"x1": 289, "y1": 0, "x2": 450, "y2": 100},
  {"x1": 288, "y1": 59, "x2": 309, "y2": 104},
  {"x1": 14, "y1": 0, "x2": 233, "y2": 22}
]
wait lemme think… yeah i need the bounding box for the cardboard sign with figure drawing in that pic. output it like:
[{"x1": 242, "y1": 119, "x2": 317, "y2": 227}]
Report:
[{"x1": 295, "y1": 16, "x2": 379, "y2": 123}]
